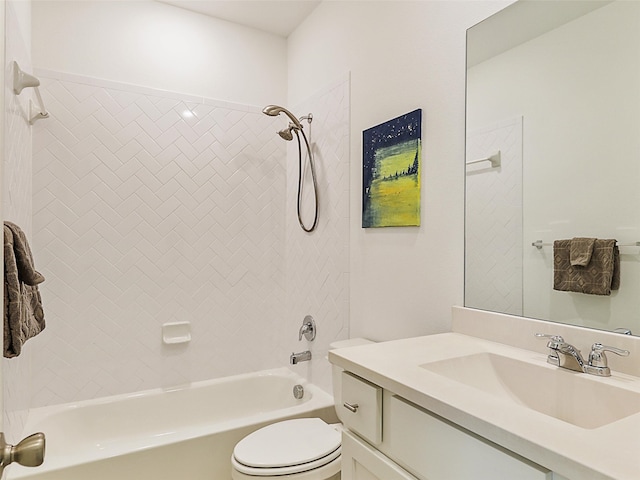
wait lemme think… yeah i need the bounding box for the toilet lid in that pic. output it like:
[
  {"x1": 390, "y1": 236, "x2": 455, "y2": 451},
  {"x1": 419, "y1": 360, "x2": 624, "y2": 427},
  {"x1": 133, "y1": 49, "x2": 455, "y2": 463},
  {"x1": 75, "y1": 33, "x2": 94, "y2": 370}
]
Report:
[{"x1": 233, "y1": 418, "x2": 341, "y2": 469}]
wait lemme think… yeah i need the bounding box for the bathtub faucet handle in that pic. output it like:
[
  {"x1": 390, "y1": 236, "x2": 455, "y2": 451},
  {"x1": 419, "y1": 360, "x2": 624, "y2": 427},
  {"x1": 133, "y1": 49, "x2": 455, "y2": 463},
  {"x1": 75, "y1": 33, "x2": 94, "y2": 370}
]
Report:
[
  {"x1": 0, "y1": 432, "x2": 45, "y2": 475},
  {"x1": 299, "y1": 315, "x2": 316, "y2": 341}
]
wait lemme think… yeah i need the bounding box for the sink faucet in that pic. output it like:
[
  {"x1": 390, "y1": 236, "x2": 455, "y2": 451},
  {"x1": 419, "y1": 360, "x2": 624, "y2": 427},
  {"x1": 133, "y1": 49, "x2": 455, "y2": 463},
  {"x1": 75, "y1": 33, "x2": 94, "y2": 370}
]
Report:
[
  {"x1": 290, "y1": 350, "x2": 311, "y2": 365},
  {"x1": 535, "y1": 334, "x2": 585, "y2": 372},
  {"x1": 535, "y1": 334, "x2": 629, "y2": 376}
]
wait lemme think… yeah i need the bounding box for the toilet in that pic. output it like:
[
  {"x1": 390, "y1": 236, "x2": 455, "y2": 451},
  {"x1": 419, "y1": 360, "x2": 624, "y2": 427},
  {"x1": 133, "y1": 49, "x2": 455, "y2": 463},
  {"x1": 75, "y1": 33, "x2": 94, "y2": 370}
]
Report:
[{"x1": 230, "y1": 338, "x2": 373, "y2": 480}]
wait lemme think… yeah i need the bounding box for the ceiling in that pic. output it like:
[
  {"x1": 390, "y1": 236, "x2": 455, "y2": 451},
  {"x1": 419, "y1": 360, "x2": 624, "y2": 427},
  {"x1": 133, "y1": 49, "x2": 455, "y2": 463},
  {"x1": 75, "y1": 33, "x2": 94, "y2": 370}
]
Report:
[
  {"x1": 157, "y1": 0, "x2": 321, "y2": 37},
  {"x1": 467, "y1": 0, "x2": 611, "y2": 67}
]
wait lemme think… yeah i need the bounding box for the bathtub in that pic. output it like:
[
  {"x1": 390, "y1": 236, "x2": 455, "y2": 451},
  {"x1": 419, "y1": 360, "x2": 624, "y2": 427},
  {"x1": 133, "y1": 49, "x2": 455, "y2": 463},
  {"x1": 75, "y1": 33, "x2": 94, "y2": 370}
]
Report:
[{"x1": 7, "y1": 368, "x2": 338, "y2": 480}]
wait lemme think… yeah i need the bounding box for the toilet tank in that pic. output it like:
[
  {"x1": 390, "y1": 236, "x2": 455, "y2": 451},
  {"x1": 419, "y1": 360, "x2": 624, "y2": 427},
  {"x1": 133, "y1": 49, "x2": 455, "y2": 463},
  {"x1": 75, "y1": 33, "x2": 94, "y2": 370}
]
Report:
[{"x1": 329, "y1": 338, "x2": 374, "y2": 423}]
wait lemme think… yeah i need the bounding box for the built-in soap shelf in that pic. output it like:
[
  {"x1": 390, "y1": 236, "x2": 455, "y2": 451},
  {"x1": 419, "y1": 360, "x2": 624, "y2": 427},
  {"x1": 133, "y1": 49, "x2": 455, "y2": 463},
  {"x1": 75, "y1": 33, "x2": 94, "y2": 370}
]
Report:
[{"x1": 162, "y1": 321, "x2": 191, "y2": 345}]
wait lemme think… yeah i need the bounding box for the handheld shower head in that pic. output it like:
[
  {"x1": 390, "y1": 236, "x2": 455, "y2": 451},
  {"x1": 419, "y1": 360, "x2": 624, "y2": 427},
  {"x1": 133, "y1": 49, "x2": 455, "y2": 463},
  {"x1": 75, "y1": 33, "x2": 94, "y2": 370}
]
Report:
[
  {"x1": 262, "y1": 105, "x2": 283, "y2": 117},
  {"x1": 262, "y1": 104, "x2": 319, "y2": 232},
  {"x1": 262, "y1": 104, "x2": 303, "y2": 130}
]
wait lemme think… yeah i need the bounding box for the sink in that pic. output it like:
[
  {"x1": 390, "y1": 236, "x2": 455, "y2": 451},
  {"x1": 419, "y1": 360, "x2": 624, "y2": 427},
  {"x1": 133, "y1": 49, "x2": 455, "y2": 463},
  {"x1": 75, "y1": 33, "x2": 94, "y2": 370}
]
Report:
[{"x1": 420, "y1": 352, "x2": 640, "y2": 429}]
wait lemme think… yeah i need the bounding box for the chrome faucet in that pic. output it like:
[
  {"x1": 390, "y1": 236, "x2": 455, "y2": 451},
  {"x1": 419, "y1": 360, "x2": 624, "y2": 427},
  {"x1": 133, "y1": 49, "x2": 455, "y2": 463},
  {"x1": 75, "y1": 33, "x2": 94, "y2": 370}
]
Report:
[
  {"x1": 535, "y1": 334, "x2": 630, "y2": 376},
  {"x1": 290, "y1": 350, "x2": 311, "y2": 365}
]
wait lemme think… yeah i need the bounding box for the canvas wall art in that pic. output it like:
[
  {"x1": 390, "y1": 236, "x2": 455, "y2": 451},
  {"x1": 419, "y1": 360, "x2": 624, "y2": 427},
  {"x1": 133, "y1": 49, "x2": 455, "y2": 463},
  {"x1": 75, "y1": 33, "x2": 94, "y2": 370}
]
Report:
[{"x1": 362, "y1": 109, "x2": 422, "y2": 228}]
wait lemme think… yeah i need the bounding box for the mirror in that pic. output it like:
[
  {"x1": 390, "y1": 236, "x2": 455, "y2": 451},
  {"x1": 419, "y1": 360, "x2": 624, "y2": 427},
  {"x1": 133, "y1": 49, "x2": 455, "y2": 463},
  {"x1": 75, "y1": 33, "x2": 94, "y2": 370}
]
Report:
[{"x1": 465, "y1": 0, "x2": 640, "y2": 335}]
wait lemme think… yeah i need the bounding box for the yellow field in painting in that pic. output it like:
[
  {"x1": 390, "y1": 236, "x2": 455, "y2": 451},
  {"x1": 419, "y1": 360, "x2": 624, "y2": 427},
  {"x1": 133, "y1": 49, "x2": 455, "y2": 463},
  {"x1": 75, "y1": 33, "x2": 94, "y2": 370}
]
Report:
[
  {"x1": 376, "y1": 144, "x2": 417, "y2": 178},
  {"x1": 368, "y1": 141, "x2": 420, "y2": 227}
]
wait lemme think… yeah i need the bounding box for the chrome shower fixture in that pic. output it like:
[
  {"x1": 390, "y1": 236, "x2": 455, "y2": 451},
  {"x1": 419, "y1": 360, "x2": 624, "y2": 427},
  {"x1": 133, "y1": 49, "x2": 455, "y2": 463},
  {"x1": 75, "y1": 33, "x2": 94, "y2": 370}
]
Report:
[
  {"x1": 278, "y1": 123, "x2": 296, "y2": 141},
  {"x1": 262, "y1": 104, "x2": 304, "y2": 130},
  {"x1": 263, "y1": 104, "x2": 319, "y2": 233}
]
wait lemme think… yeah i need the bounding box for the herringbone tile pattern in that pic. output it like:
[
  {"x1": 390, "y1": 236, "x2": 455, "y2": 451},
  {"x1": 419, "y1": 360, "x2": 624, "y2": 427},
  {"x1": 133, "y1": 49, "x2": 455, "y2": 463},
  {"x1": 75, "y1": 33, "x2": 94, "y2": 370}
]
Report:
[
  {"x1": 30, "y1": 73, "x2": 290, "y2": 406},
  {"x1": 281, "y1": 78, "x2": 350, "y2": 394},
  {"x1": 465, "y1": 117, "x2": 523, "y2": 316}
]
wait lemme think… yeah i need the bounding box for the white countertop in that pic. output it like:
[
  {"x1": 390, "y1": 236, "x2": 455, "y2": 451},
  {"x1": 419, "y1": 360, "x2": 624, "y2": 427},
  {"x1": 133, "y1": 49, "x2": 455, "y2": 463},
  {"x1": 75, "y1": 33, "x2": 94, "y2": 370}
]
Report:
[{"x1": 329, "y1": 332, "x2": 640, "y2": 480}]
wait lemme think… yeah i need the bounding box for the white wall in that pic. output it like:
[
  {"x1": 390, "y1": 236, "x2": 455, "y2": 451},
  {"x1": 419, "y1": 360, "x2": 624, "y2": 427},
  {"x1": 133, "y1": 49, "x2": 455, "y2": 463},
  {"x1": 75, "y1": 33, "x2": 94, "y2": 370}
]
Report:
[
  {"x1": 467, "y1": 2, "x2": 640, "y2": 332},
  {"x1": 288, "y1": 1, "x2": 511, "y2": 341},
  {"x1": 32, "y1": 0, "x2": 287, "y2": 107}
]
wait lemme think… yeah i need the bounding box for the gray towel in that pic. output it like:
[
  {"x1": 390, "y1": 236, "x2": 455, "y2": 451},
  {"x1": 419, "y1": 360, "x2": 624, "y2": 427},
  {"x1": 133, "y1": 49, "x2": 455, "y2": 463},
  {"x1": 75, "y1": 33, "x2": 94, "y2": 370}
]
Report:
[
  {"x1": 570, "y1": 237, "x2": 595, "y2": 266},
  {"x1": 554, "y1": 238, "x2": 619, "y2": 295},
  {"x1": 4, "y1": 221, "x2": 46, "y2": 358}
]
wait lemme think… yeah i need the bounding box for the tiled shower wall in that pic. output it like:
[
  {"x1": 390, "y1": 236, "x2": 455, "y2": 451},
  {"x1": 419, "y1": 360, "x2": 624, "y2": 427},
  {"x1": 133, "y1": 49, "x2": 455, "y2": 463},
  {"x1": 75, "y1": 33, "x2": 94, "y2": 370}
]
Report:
[
  {"x1": 281, "y1": 77, "x2": 350, "y2": 394},
  {"x1": 28, "y1": 71, "x2": 350, "y2": 407},
  {"x1": 29, "y1": 71, "x2": 288, "y2": 407},
  {"x1": 465, "y1": 117, "x2": 523, "y2": 316},
  {"x1": 4, "y1": 1, "x2": 34, "y2": 440}
]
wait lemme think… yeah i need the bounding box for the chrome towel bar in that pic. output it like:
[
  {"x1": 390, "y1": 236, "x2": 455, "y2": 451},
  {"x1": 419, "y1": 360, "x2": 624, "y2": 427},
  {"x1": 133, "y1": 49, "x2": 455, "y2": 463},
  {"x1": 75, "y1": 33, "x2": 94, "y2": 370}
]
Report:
[{"x1": 532, "y1": 240, "x2": 640, "y2": 250}]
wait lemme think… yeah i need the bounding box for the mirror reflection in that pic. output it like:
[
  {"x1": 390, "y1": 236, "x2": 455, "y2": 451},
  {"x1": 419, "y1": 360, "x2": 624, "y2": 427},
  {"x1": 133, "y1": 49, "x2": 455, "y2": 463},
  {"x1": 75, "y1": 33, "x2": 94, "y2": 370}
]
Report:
[{"x1": 465, "y1": 0, "x2": 640, "y2": 335}]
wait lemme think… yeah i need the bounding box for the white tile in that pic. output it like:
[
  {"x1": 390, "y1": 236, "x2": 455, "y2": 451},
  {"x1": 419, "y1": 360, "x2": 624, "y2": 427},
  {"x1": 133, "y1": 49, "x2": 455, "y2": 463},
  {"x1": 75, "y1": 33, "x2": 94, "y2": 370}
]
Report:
[{"x1": 29, "y1": 72, "x2": 348, "y2": 407}]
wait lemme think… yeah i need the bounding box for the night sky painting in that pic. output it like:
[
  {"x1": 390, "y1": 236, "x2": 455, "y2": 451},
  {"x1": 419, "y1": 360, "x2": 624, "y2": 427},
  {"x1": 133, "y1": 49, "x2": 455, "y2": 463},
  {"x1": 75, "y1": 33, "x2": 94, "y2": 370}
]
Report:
[{"x1": 362, "y1": 109, "x2": 422, "y2": 227}]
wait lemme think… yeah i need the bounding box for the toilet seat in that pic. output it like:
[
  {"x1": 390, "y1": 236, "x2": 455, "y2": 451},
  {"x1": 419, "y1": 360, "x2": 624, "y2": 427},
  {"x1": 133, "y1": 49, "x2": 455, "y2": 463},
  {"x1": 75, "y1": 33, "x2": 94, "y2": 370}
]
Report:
[{"x1": 231, "y1": 418, "x2": 341, "y2": 478}]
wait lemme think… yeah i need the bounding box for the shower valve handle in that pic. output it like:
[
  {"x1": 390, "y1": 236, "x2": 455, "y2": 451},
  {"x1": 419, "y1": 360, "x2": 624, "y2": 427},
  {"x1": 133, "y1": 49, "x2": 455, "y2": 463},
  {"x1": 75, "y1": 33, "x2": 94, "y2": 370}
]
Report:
[{"x1": 299, "y1": 316, "x2": 316, "y2": 341}]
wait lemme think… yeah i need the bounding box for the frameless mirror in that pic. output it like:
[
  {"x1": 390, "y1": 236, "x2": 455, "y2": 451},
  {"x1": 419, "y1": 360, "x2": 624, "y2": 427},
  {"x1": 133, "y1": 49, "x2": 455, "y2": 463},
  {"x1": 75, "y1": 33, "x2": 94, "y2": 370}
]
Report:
[{"x1": 465, "y1": 0, "x2": 640, "y2": 335}]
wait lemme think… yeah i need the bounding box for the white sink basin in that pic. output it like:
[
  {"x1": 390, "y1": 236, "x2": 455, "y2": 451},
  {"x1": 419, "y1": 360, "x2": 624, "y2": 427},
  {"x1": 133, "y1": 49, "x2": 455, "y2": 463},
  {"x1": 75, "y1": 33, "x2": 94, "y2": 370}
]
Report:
[{"x1": 420, "y1": 352, "x2": 640, "y2": 429}]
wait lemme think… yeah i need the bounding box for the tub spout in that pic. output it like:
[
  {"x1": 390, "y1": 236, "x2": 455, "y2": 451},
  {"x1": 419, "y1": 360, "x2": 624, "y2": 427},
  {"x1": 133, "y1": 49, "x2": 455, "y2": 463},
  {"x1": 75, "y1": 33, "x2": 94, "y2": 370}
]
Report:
[{"x1": 290, "y1": 351, "x2": 311, "y2": 365}]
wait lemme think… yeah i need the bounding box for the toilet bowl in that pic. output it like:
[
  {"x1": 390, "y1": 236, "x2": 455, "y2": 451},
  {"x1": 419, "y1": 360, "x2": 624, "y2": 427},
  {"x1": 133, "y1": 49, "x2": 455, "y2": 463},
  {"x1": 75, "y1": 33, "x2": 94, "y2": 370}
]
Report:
[{"x1": 230, "y1": 338, "x2": 373, "y2": 480}]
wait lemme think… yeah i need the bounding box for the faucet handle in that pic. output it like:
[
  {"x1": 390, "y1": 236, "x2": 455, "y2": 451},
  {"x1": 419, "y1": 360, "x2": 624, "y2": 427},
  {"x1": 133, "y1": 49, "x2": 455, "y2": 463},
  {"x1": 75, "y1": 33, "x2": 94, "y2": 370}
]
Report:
[
  {"x1": 535, "y1": 333, "x2": 564, "y2": 347},
  {"x1": 298, "y1": 315, "x2": 316, "y2": 341},
  {"x1": 588, "y1": 343, "x2": 630, "y2": 367},
  {"x1": 535, "y1": 333, "x2": 565, "y2": 367}
]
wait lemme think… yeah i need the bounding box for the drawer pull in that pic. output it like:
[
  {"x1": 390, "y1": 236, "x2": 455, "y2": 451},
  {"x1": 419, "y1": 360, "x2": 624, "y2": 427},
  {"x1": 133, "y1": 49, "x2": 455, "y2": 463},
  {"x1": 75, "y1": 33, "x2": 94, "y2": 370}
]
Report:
[{"x1": 343, "y1": 402, "x2": 359, "y2": 413}]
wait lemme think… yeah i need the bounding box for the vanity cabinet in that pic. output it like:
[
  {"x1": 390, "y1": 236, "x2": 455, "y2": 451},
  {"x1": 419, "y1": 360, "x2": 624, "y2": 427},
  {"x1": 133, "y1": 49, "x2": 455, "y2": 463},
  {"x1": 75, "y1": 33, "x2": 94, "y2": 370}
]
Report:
[{"x1": 340, "y1": 372, "x2": 563, "y2": 480}]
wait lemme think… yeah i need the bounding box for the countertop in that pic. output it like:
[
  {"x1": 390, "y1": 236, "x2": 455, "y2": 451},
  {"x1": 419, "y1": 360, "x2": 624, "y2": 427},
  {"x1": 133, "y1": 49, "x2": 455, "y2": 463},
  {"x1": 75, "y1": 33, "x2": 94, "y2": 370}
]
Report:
[{"x1": 329, "y1": 332, "x2": 640, "y2": 480}]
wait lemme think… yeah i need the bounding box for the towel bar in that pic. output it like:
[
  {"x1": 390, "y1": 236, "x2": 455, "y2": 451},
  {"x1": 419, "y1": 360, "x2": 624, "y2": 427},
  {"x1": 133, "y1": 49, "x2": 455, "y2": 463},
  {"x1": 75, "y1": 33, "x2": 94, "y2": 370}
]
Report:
[
  {"x1": 13, "y1": 62, "x2": 49, "y2": 125},
  {"x1": 466, "y1": 151, "x2": 501, "y2": 168},
  {"x1": 532, "y1": 240, "x2": 640, "y2": 250}
]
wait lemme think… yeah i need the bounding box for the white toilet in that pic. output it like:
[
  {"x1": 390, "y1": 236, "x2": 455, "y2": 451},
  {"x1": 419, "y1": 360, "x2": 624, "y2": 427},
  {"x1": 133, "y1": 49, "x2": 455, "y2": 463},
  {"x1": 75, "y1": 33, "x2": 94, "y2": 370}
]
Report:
[{"x1": 230, "y1": 338, "x2": 373, "y2": 480}]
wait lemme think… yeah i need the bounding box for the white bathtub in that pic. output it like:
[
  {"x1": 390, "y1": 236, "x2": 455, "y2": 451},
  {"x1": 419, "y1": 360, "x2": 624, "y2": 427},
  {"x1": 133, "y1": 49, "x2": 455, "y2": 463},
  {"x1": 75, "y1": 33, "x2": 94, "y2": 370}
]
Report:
[{"x1": 7, "y1": 368, "x2": 338, "y2": 480}]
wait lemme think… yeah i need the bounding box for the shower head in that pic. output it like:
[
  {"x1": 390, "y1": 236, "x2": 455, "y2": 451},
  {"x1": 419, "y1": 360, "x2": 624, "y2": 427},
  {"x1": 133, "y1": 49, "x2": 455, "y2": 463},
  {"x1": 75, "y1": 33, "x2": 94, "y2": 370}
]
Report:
[
  {"x1": 262, "y1": 104, "x2": 303, "y2": 130},
  {"x1": 278, "y1": 125, "x2": 295, "y2": 141}
]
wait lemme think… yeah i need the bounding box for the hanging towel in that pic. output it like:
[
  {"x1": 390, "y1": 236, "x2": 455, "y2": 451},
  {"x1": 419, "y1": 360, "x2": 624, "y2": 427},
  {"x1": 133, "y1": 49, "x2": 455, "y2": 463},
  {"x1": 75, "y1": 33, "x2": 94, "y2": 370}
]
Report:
[
  {"x1": 570, "y1": 237, "x2": 596, "y2": 266},
  {"x1": 554, "y1": 238, "x2": 619, "y2": 295},
  {"x1": 4, "y1": 221, "x2": 46, "y2": 358}
]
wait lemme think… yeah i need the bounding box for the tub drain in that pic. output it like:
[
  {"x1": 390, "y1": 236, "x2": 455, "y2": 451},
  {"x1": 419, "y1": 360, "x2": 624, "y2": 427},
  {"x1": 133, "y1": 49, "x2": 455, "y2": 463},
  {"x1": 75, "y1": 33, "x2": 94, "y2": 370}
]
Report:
[{"x1": 293, "y1": 384, "x2": 304, "y2": 399}]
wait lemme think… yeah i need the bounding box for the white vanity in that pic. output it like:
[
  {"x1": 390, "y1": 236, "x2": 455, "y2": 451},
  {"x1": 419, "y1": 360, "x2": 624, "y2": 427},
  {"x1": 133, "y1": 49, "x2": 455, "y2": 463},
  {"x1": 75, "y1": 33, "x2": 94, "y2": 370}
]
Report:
[{"x1": 329, "y1": 307, "x2": 640, "y2": 480}]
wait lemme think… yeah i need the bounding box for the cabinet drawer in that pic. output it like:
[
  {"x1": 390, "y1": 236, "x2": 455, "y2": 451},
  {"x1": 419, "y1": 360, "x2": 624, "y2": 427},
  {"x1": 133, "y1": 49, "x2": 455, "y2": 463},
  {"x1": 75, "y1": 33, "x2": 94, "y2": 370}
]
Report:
[
  {"x1": 386, "y1": 395, "x2": 552, "y2": 480},
  {"x1": 341, "y1": 372, "x2": 382, "y2": 444}
]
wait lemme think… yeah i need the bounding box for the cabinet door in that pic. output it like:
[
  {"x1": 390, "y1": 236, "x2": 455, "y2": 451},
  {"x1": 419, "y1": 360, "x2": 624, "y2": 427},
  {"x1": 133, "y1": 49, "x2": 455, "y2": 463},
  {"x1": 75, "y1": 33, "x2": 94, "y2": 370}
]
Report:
[
  {"x1": 385, "y1": 395, "x2": 552, "y2": 480},
  {"x1": 342, "y1": 430, "x2": 418, "y2": 480}
]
